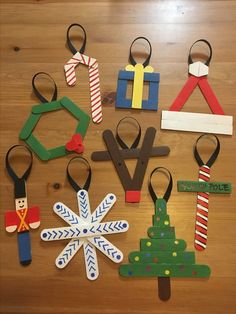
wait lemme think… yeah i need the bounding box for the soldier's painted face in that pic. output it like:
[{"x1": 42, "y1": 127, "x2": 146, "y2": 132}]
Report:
[{"x1": 15, "y1": 197, "x2": 28, "y2": 211}]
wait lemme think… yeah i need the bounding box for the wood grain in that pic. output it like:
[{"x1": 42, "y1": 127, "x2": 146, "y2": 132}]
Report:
[{"x1": 0, "y1": 1, "x2": 236, "y2": 313}]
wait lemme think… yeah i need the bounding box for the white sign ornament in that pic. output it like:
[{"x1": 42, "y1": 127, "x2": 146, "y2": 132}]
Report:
[{"x1": 41, "y1": 190, "x2": 129, "y2": 280}]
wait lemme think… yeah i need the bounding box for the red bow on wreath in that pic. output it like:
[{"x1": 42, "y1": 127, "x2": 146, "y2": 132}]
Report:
[{"x1": 66, "y1": 134, "x2": 84, "y2": 154}]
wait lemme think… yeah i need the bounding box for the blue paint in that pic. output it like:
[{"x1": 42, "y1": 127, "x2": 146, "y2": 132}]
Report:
[
  {"x1": 128, "y1": 270, "x2": 133, "y2": 276},
  {"x1": 58, "y1": 260, "x2": 63, "y2": 265},
  {"x1": 83, "y1": 229, "x2": 88, "y2": 233},
  {"x1": 91, "y1": 273, "x2": 95, "y2": 278},
  {"x1": 42, "y1": 233, "x2": 47, "y2": 238},
  {"x1": 56, "y1": 204, "x2": 60, "y2": 209},
  {"x1": 80, "y1": 191, "x2": 84, "y2": 196},
  {"x1": 123, "y1": 223, "x2": 127, "y2": 228},
  {"x1": 116, "y1": 255, "x2": 121, "y2": 260},
  {"x1": 110, "y1": 195, "x2": 114, "y2": 200},
  {"x1": 17, "y1": 232, "x2": 31, "y2": 266},
  {"x1": 116, "y1": 69, "x2": 160, "y2": 111}
]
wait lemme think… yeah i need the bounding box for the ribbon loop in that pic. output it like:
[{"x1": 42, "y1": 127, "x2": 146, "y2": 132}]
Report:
[
  {"x1": 5, "y1": 145, "x2": 33, "y2": 183},
  {"x1": 148, "y1": 167, "x2": 173, "y2": 204},
  {"x1": 66, "y1": 156, "x2": 92, "y2": 192},
  {"x1": 32, "y1": 72, "x2": 57, "y2": 103},
  {"x1": 188, "y1": 39, "x2": 212, "y2": 66},
  {"x1": 66, "y1": 23, "x2": 87, "y2": 55},
  {"x1": 115, "y1": 117, "x2": 141, "y2": 149},
  {"x1": 129, "y1": 37, "x2": 152, "y2": 67},
  {"x1": 194, "y1": 133, "x2": 220, "y2": 167}
]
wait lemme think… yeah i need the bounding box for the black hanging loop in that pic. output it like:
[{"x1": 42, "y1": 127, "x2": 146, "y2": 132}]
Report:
[
  {"x1": 129, "y1": 37, "x2": 152, "y2": 67},
  {"x1": 5, "y1": 145, "x2": 33, "y2": 198},
  {"x1": 188, "y1": 39, "x2": 212, "y2": 66},
  {"x1": 66, "y1": 23, "x2": 87, "y2": 55},
  {"x1": 148, "y1": 167, "x2": 173, "y2": 204},
  {"x1": 66, "y1": 156, "x2": 92, "y2": 192},
  {"x1": 32, "y1": 72, "x2": 58, "y2": 103},
  {"x1": 115, "y1": 117, "x2": 141, "y2": 149},
  {"x1": 194, "y1": 133, "x2": 220, "y2": 168},
  {"x1": 5, "y1": 145, "x2": 33, "y2": 183}
]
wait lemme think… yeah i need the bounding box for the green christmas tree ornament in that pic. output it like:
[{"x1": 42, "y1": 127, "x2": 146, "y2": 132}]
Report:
[
  {"x1": 19, "y1": 72, "x2": 90, "y2": 161},
  {"x1": 119, "y1": 167, "x2": 211, "y2": 301}
]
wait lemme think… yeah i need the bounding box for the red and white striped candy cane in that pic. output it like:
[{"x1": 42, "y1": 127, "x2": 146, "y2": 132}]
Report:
[
  {"x1": 194, "y1": 134, "x2": 220, "y2": 251},
  {"x1": 64, "y1": 52, "x2": 102, "y2": 124}
]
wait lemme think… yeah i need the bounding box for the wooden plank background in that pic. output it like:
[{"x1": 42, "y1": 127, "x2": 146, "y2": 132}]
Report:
[{"x1": 0, "y1": 1, "x2": 235, "y2": 313}]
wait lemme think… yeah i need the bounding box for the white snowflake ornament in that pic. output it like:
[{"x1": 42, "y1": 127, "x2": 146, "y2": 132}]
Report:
[{"x1": 41, "y1": 190, "x2": 129, "y2": 280}]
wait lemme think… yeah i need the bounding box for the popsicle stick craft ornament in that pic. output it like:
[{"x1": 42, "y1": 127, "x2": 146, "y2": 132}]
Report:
[
  {"x1": 177, "y1": 134, "x2": 231, "y2": 251},
  {"x1": 19, "y1": 72, "x2": 90, "y2": 161},
  {"x1": 91, "y1": 117, "x2": 170, "y2": 203},
  {"x1": 116, "y1": 37, "x2": 160, "y2": 110},
  {"x1": 64, "y1": 23, "x2": 103, "y2": 123},
  {"x1": 41, "y1": 157, "x2": 129, "y2": 279},
  {"x1": 119, "y1": 167, "x2": 211, "y2": 301},
  {"x1": 161, "y1": 39, "x2": 233, "y2": 135},
  {"x1": 4, "y1": 145, "x2": 40, "y2": 265}
]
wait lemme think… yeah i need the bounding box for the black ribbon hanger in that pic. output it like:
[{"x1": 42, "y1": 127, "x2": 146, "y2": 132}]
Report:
[
  {"x1": 66, "y1": 156, "x2": 92, "y2": 192},
  {"x1": 66, "y1": 23, "x2": 87, "y2": 55},
  {"x1": 129, "y1": 37, "x2": 152, "y2": 67},
  {"x1": 148, "y1": 167, "x2": 173, "y2": 205},
  {"x1": 194, "y1": 133, "x2": 220, "y2": 167},
  {"x1": 6, "y1": 145, "x2": 33, "y2": 198},
  {"x1": 32, "y1": 72, "x2": 58, "y2": 103},
  {"x1": 188, "y1": 39, "x2": 212, "y2": 66}
]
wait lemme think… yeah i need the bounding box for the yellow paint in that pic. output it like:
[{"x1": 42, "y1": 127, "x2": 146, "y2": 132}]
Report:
[
  {"x1": 125, "y1": 64, "x2": 153, "y2": 109},
  {"x1": 175, "y1": 240, "x2": 179, "y2": 245},
  {"x1": 164, "y1": 220, "x2": 169, "y2": 225},
  {"x1": 146, "y1": 241, "x2": 152, "y2": 247},
  {"x1": 134, "y1": 256, "x2": 140, "y2": 262},
  {"x1": 172, "y1": 252, "x2": 177, "y2": 257},
  {"x1": 165, "y1": 270, "x2": 170, "y2": 275}
]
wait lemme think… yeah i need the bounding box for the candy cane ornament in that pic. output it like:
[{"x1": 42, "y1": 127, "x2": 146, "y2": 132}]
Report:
[{"x1": 64, "y1": 23, "x2": 103, "y2": 124}]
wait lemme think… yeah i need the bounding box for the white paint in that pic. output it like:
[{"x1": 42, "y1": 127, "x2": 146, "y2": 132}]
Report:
[{"x1": 161, "y1": 111, "x2": 233, "y2": 135}]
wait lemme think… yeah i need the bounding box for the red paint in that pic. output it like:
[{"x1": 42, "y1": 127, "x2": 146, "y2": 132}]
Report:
[
  {"x1": 125, "y1": 190, "x2": 141, "y2": 203},
  {"x1": 66, "y1": 133, "x2": 84, "y2": 154},
  {"x1": 5, "y1": 206, "x2": 40, "y2": 233},
  {"x1": 169, "y1": 74, "x2": 225, "y2": 115}
]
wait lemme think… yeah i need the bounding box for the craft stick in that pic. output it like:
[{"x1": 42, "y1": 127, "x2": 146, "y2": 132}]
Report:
[
  {"x1": 129, "y1": 251, "x2": 195, "y2": 264},
  {"x1": 83, "y1": 241, "x2": 99, "y2": 280},
  {"x1": 56, "y1": 239, "x2": 84, "y2": 268},
  {"x1": 169, "y1": 75, "x2": 199, "y2": 111},
  {"x1": 41, "y1": 220, "x2": 129, "y2": 241},
  {"x1": 177, "y1": 181, "x2": 232, "y2": 193},
  {"x1": 119, "y1": 263, "x2": 211, "y2": 278},
  {"x1": 77, "y1": 190, "x2": 92, "y2": 220},
  {"x1": 198, "y1": 77, "x2": 225, "y2": 114},
  {"x1": 91, "y1": 146, "x2": 170, "y2": 161},
  {"x1": 53, "y1": 202, "x2": 84, "y2": 225},
  {"x1": 88, "y1": 236, "x2": 123, "y2": 263},
  {"x1": 90, "y1": 194, "x2": 117, "y2": 224}
]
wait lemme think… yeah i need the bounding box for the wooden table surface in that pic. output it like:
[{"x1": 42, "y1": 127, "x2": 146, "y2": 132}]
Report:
[{"x1": 0, "y1": 1, "x2": 236, "y2": 313}]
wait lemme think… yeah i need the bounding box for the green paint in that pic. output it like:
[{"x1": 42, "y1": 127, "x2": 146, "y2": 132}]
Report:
[
  {"x1": 32, "y1": 100, "x2": 63, "y2": 114},
  {"x1": 148, "y1": 226, "x2": 175, "y2": 239},
  {"x1": 19, "y1": 113, "x2": 41, "y2": 140},
  {"x1": 19, "y1": 97, "x2": 90, "y2": 161},
  {"x1": 152, "y1": 214, "x2": 170, "y2": 227},
  {"x1": 177, "y1": 180, "x2": 232, "y2": 193},
  {"x1": 140, "y1": 239, "x2": 187, "y2": 251},
  {"x1": 129, "y1": 251, "x2": 195, "y2": 264},
  {"x1": 119, "y1": 197, "x2": 211, "y2": 280},
  {"x1": 119, "y1": 264, "x2": 211, "y2": 278}
]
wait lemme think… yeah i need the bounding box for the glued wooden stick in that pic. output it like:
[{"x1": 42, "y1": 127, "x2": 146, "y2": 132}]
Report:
[{"x1": 91, "y1": 146, "x2": 170, "y2": 161}]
